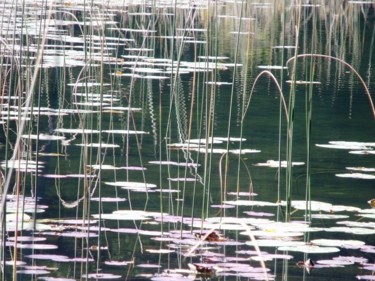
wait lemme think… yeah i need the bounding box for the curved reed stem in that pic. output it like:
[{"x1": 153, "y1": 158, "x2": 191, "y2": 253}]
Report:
[
  {"x1": 286, "y1": 54, "x2": 375, "y2": 119},
  {"x1": 241, "y1": 70, "x2": 289, "y2": 123},
  {"x1": 0, "y1": 3, "x2": 53, "y2": 228}
]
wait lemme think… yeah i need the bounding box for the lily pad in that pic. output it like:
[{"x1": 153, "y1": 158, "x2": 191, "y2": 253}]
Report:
[
  {"x1": 104, "y1": 260, "x2": 134, "y2": 266},
  {"x1": 311, "y1": 239, "x2": 365, "y2": 248},
  {"x1": 278, "y1": 245, "x2": 340, "y2": 253},
  {"x1": 335, "y1": 173, "x2": 375, "y2": 179},
  {"x1": 223, "y1": 200, "x2": 280, "y2": 207},
  {"x1": 254, "y1": 160, "x2": 304, "y2": 168},
  {"x1": 86, "y1": 273, "x2": 122, "y2": 279}
]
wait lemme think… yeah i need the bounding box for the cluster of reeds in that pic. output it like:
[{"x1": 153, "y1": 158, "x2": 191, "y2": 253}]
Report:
[{"x1": 0, "y1": 0, "x2": 374, "y2": 280}]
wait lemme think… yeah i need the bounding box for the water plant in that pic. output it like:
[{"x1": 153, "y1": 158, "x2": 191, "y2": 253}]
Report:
[{"x1": 0, "y1": 1, "x2": 374, "y2": 280}]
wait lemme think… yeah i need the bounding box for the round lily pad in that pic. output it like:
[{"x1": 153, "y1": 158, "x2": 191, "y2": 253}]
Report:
[{"x1": 278, "y1": 245, "x2": 340, "y2": 253}]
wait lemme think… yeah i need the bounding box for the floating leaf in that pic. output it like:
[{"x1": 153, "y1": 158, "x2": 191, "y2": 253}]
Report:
[
  {"x1": 90, "y1": 197, "x2": 126, "y2": 202},
  {"x1": 1, "y1": 159, "x2": 44, "y2": 172},
  {"x1": 205, "y1": 81, "x2": 232, "y2": 85},
  {"x1": 17, "y1": 269, "x2": 50, "y2": 275},
  {"x1": 348, "y1": 0, "x2": 375, "y2": 4},
  {"x1": 336, "y1": 220, "x2": 375, "y2": 228},
  {"x1": 43, "y1": 174, "x2": 68, "y2": 178},
  {"x1": 223, "y1": 200, "x2": 280, "y2": 207},
  {"x1": 316, "y1": 141, "x2": 375, "y2": 150},
  {"x1": 38, "y1": 277, "x2": 76, "y2": 281},
  {"x1": 154, "y1": 189, "x2": 180, "y2": 193},
  {"x1": 103, "y1": 129, "x2": 148, "y2": 134},
  {"x1": 75, "y1": 143, "x2": 119, "y2": 148},
  {"x1": 335, "y1": 173, "x2": 375, "y2": 179},
  {"x1": 67, "y1": 174, "x2": 97, "y2": 178},
  {"x1": 246, "y1": 240, "x2": 306, "y2": 247},
  {"x1": 146, "y1": 249, "x2": 174, "y2": 254},
  {"x1": 5, "y1": 260, "x2": 27, "y2": 266},
  {"x1": 25, "y1": 254, "x2": 69, "y2": 262},
  {"x1": 7, "y1": 236, "x2": 46, "y2": 242},
  {"x1": 250, "y1": 253, "x2": 293, "y2": 261},
  {"x1": 86, "y1": 273, "x2": 122, "y2": 279},
  {"x1": 87, "y1": 164, "x2": 145, "y2": 170},
  {"x1": 286, "y1": 80, "x2": 321, "y2": 84},
  {"x1": 241, "y1": 230, "x2": 305, "y2": 238},
  {"x1": 105, "y1": 260, "x2": 134, "y2": 266},
  {"x1": 350, "y1": 150, "x2": 375, "y2": 155},
  {"x1": 309, "y1": 214, "x2": 349, "y2": 219},
  {"x1": 229, "y1": 149, "x2": 261, "y2": 154},
  {"x1": 21, "y1": 134, "x2": 66, "y2": 141},
  {"x1": 59, "y1": 232, "x2": 98, "y2": 238},
  {"x1": 361, "y1": 245, "x2": 375, "y2": 253},
  {"x1": 149, "y1": 160, "x2": 199, "y2": 168},
  {"x1": 278, "y1": 245, "x2": 340, "y2": 253},
  {"x1": 325, "y1": 227, "x2": 375, "y2": 235},
  {"x1": 244, "y1": 211, "x2": 274, "y2": 217},
  {"x1": 347, "y1": 167, "x2": 375, "y2": 172},
  {"x1": 257, "y1": 65, "x2": 287, "y2": 70},
  {"x1": 330, "y1": 205, "x2": 361, "y2": 212},
  {"x1": 93, "y1": 213, "x2": 149, "y2": 221},
  {"x1": 138, "y1": 230, "x2": 164, "y2": 236},
  {"x1": 273, "y1": 46, "x2": 297, "y2": 49},
  {"x1": 186, "y1": 138, "x2": 223, "y2": 144},
  {"x1": 356, "y1": 276, "x2": 375, "y2": 280},
  {"x1": 284, "y1": 200, "x2": 333, "y2": 212},
  {"x1": 254, "y1": 160, "x2": 304, "y2": 168},
  {"x1": 104, "y1": 181, "x2": 157, "y2": 189},
  {"x1": 137, "y1": 264, "x2": 162, "y2": 268},
  {"x1": 333, "y1": 256, "x2": 368, "y2": 264},
  {"x1": 311, "y1": 239, "x2": 365, "y2": 248},
  {"x1": 168, "y1": 177, "x2": 196, "y2": 182},
  {"x1": 14, "y1": 243, "x2": 58, "y2": 250},
  {"x1": 6, "y1": 213, "x2": 31, "y2": 222},
  {"x1": 210, "y1": 204, "x2": 235, "y2": 209},
  {"x1": 55, "y1": 128, "x2": 100, "y2": 134}
]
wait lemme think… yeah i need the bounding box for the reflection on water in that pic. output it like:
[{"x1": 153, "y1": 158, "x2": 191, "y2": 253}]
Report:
[{"x1": 0, "y1": 0, "x2": 374, "y2": 280}]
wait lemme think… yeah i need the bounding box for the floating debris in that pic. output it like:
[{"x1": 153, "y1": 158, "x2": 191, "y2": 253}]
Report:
[
  {"x1": 297, "y1": 258, "x2": 315, "y2": 269},
  {"x1": 195, "y1": 231, "x2": 227, "y2": 242},
  {"x1": 188, "y1": 263, "x2": 214, "y2": 276},
  {"x1": 368, "y1": 199, "x2": 375, "y2": 208}
]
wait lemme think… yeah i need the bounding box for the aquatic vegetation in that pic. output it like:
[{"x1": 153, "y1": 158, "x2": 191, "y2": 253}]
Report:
[{"x1": 0, "y1": 0, "x2": 374, "y2": 280}]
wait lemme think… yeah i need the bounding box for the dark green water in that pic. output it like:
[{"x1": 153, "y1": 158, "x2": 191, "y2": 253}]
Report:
[{"x1": 0, "y1": 1, "x2": 375, "y2": 281}]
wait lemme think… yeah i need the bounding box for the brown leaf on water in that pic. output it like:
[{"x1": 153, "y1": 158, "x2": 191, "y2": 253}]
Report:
[{"x1": 195, "y1": 231, "x2": 227, "y2": 242}]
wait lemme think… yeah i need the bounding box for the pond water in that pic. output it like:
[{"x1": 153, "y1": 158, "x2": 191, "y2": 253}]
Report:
[{"x1": 0, "y1": 0, "x2": 375, "y2": 280}]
